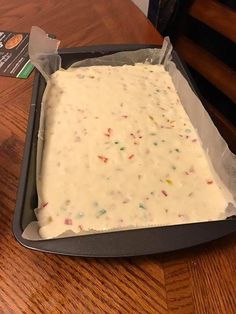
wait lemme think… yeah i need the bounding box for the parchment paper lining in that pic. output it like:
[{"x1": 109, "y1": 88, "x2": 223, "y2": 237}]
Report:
[{"x1": 22, "y1": 26, "x2": 236, "y2": 240}]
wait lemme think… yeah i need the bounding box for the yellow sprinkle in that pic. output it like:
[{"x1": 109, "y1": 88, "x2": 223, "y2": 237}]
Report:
[{"x1": 166, "y1": 179, "x2": 173, "y2": 185}]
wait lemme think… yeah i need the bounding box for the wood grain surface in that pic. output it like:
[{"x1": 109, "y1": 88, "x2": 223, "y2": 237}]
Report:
[{"x1": 0, "y1": 0, "x2": 235, "y2": 313}]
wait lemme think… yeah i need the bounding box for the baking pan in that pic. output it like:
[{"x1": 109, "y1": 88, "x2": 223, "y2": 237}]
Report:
[{"x1": 13, "y1": 44, "x2": 236, "y2": 257}]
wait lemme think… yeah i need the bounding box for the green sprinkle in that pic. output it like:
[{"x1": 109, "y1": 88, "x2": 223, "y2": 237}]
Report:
[
  {"x1": 139, "y1": 203, "x2": 146, "y2": 209},
  {"x1": 149, "y1": 115, "x2": 154, "y2": 120},
  {"x1": 114, "y1": 141, "x2": 119, "y2": 144},
  {"x1": 185, "y1": 129, "x2": 191, "y2": 133},
  {"x1": 172, "y1": 165, "x2": 176, "y2": 170},
  {"x1": 120, "y1": 147, "x2": 125, "y2": 151},
  {"x1": 153, "y1": 142, "x2": 158, "y2": 146},
  {"x1": 150, "y1": 191, "x2": 155, "y2": 196},
  {"x1": 76, "y1": 212, "x2": 84, "y2": 219},
  {"x1": 175, "y1": 148, "x2": 180, "y2": 152},
  {"x1": 96, "y1": 209, "x2": 107, "y2": 218},
  {"x1": 150, "y1": 132, "x2": 156, "y2": 136}
]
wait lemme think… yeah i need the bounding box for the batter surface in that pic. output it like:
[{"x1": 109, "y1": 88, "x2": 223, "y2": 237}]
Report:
[{"x1": 38, "y1": 64, "x2": 231, "y2": 239}]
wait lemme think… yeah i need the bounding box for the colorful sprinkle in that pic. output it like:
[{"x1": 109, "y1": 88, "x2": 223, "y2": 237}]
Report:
[
  {"x1": 98, "y1": 155, "x2": 108, "y2": 163},
  {"x1": 96, "y1": 209, "x2": 107, "y2": 218},
  {"x1": 153, "y1": 142, "x2": 158, "y2": 146},
  {"x1": 123, "y1": 198, "x2": 130, "y2": 204},
  {"x1": 207, "y1": 180, "x2": 213, "y2": 184},
  {"x1": 139, "y1": 203, "x2": 146, "y2": 209},
  {"x1": 161, "y1": 190, "x2": 168, "y2": 197},
  {"x1": 175, "y1": 148, "x2": 180, "y2": 152},
  {"x1": 128, "y1": 154, "x2": 134, "y2": 159},
  {"x1": 120, "y1": 147, "x2": 125, "y2": 151},
  {"x1": 104, "y1": 128, "x2": 112, "y2": 137},
  {"x1": 64, "y1": 218, "x2": 73, "y2": 225},
  {"x1": 166, "y1": 179, "x2": 173, "y2": 185},
  {"x1": 130, "y1": 133, "x2": 136, "y2": 139}
]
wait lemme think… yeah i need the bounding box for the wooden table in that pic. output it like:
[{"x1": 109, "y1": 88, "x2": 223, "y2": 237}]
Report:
[{"x1": 0, "y1": 0, "x2": 235, "y2": 313}]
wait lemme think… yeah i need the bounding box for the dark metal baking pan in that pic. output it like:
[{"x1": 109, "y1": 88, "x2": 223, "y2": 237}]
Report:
[{"x1": 13, "y1": 44, "x2": 236, "y2": 257}]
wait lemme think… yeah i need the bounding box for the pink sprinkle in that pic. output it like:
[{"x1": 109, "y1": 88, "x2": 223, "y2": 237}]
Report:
[
  {"x1": 128, "y1": 154, "x2": 134, "y2": 160},
  {"x1": 42, "y1": 202, "x2": 48, "y2": 208},
  {"x1": 192, "y1": 139, "x2": 197, "y2": 142},
  {"x1": 207, "y1": 180, "x2": 213, "y2": 184},
  {"x1": 64, "y1": 218, "x2": 72, "y2": 225},
  {"x1": 185, "y1": 171, "x2": 189, "y2": 175},
  {"x1": 161, "y1": 190, "x2": 168, "y2": 197},
  {"x1": 121, "y1": 115, "x2": 128, "y2": 118},
  {"x1": 98, "y1": 155, "x2": 108, "y2": 163},
  {"x1": 104, "y1": 128, "x2": 112, "y2": 137}
]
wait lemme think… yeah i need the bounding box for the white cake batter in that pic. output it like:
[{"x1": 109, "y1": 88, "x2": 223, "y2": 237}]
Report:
[{"x1": 38, "y1": 64, "x2": 232, "y2": 239}]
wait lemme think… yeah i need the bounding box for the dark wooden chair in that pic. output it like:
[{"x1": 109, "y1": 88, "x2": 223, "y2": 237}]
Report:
[{"x1": 148, "y1": 0, "x2": 236, "y2": 152}]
